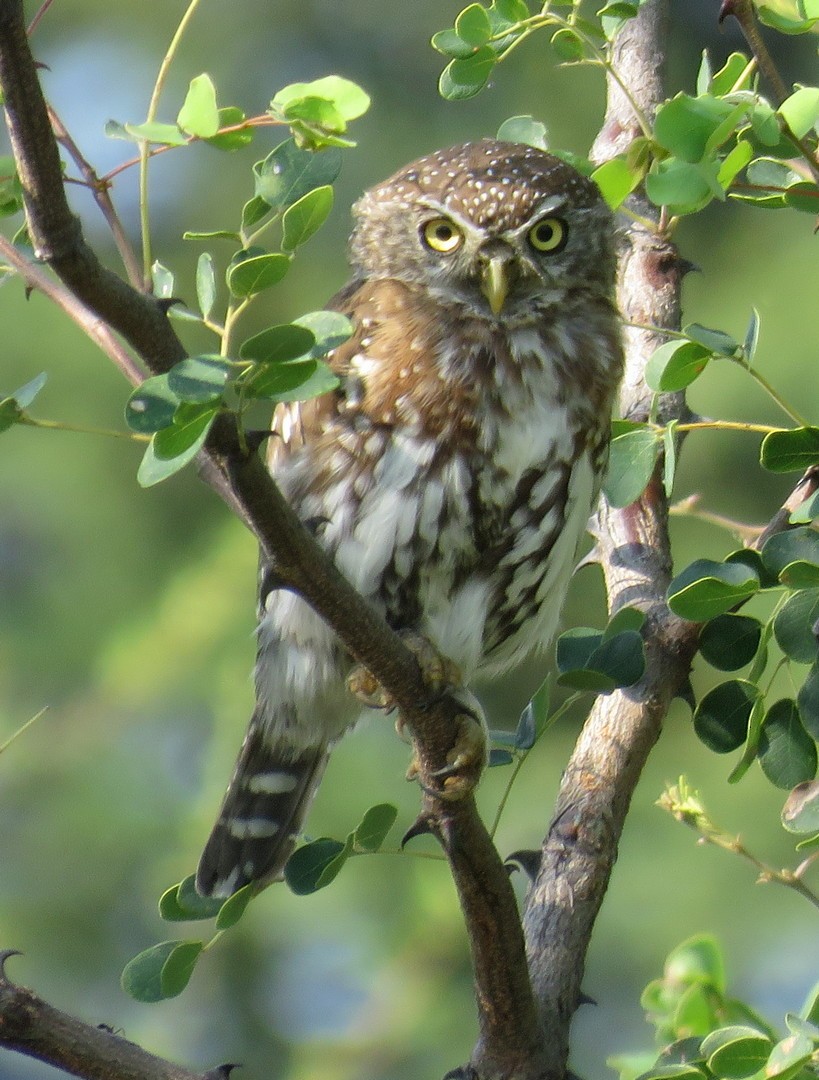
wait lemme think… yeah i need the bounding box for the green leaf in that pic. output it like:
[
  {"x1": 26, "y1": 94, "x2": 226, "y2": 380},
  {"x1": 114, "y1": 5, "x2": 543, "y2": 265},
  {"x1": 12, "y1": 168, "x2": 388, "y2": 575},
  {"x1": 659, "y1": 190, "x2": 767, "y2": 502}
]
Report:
[
  {"x1": 698, "y1": 614, "x2": 761, "y2": 671},
  {"x1": 517, "y1": 675, "x2": 551, "y2": 749},
  {"x1": 604, "y1": 606, "x2": 646, "y2": 639},
  {"x1": 125, "y1": 375, "x2": 180, "y2": 433},
  {"x1": 121, "y1": 940, "x2": 203, "y2": 1002},
  {"x1": 204, "y1": 106, "x2": 253, "y2": 151},
  {"x1": 800, "y1": 980, "x2": 819, "y2": 1026},
  {"x1": 710, "y1": 52, "x2": 754, "y2": 96},
  {"x1": 254, "y1": 139, "x2": 343, "y2": 211},
  {"x1": 0, "y1": 397, "x2": 22, "y2": 434},
  {"x1": 645, "y1": 340, "x2": 711, "y2": 392},
  {"x1": 797, "y1": 662, "x2": 819, "y2": 739},
  {"x1": 226, "y1": 251, "x2": 290, "y2": 297},
  {"x1": 439, "y1": 46, "x2": 496, "y2": 100},
  {"x1": 665, "y1": 934, "x2": 726, "y2": 993},
  {"x1": 760, "y1": 427, "x2": 819, "y2": 473},
  {"x1": 215, "y1": 883, "x2": 254, "y2": 929},
  {"x1": 718, "y1": 138, "x2": 754, "y2": 190},
  {"x1": 683, "y1": 322, "x2": 739, "y2": 357},
  {"x1": 588, "y1": 630, "x2": 646, "y2": 688},
  {"x1": 765, "y1": 1035, "x2": 814, "y2": 1080},
  {"x1": 160, "y1": 940, "x2": 204, "y2": 998},
  {"x1": 123, "y1": 121, "x2": 189, "y2": 146},
  {"x1": 550, "y1": 27, "x2": 586, "y2": 61},
  {"x1": 496, "y1": 115, "x2": 548, "y2": 149},
  {"x1": 645, "y1": 159, "x2": 714, "y2": 210},
  {"x1": 782, "y1": 779, "x2": 819, "y2": 834},
  {"x1": 9, "y1": 372, "x2": 47, "y2": 408},
  {"x1": 700, "y1": 1027, "x2": 772, "y2": 1078},
  {"x1": 273, "y1": 76, "x2": 370, "y2": 123},
  {"x1": 603, "y1": 426, "x2": 660, "y2": 508},
  {"x1": 284, "y1": 837, "x2": 348, "y2": 894},
  {"x1": 195, "y1": 252, "x2": 216, "y2": 319},
  {"x1": 783, "y1": 181, "x2": 819, "y2": 213},
  {"x1": 151, "y1": 260, "x2": 175, "y2": 298},
  {"x1": 159, "y1": 875, "x2": 223, "y2": 921},
  {"x1": 239, "y1": 323, "x2": 315, "y2": 364},
  {"x1": 281, "y1": 185, "x2": 333, "y2": 251},
  {"x1": 663, "y1": 420, "x2": 678, "y2": 497},
  {"x1": 694, "y1": 680, "x2": 759, "y2": 753},
  {"x1": 176, "y1": 74, "x2": 220, "y2": 138},
  {"x1": 774, "y1": 588, "x2": 819, "y2": 663},
  {"x1": 431, "y1": 29, "x2": 478, "y2": 59},
  {"x1": 672, "y1": 982, "x2": 719, "y2": 1038},
  {"x1": 241, "y1": 195, "x2": 271, "y2": 230},
  {"x1": 292, "y1": 310, "x2": 354, "y2": 357},
  {"x1": 761, "y1": 526, "x2": 819, "y2": 586},
  {"x1": 167, "y1": 356, "x2": 230, "y2": 403},
  {"x1": 667, "y1": 560, "x2": 759, "y2": 621},
  {"x1": 352, "y1": 803, "x2": 398, "y2": 852},
  {"x1": 183, "y1": 228, "x2": 242, "y2": 243},
  {"x1": 556, "y1": 627, "x2": 603, "y2": 673},
  {"x1": 743, "y1": 307, "x2": 760, "y2": 364},
  {"x1": 455, "y1": 3, "x2": 492, "y2": 45},
  {"x1": 592, "y1": 156, "x2": 640, "y2": 210},
  {"x1": 759, "y1": 699, "x2": 817, "y2": 789},
  {"x1": 654, "y1": 94, "x2": 737, "y2": 162},
  {"x1": 778, "y1": 86, "x2": 819, "y2": 138},
  {"x1": 261, "y1": 360, "x2": 339, "y2": 403},
  {"x1": 489, "y1": 748, "x2": 515, "y2": 766},
  {"x1": 240, "y1": 360, "x2": 319, "y2": 401},
  {"x1": 137, "y1": 403, "x2": 217, "y2": 488}
]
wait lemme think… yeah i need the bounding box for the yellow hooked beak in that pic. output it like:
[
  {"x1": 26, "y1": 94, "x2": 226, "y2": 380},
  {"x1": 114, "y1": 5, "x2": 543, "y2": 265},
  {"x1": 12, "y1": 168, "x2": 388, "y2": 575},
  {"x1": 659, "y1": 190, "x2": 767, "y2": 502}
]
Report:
[{"x1": 480, "y1": 254, "x2": 511, "y2": 315}]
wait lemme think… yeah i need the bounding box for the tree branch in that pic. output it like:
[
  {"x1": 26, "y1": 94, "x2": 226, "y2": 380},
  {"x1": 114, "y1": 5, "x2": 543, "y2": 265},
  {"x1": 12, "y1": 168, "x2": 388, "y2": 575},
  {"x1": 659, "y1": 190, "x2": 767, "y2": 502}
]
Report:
[
  {"x1": 0, "y1": 952, "x2": 226, "y2": 1080},
  {"x1": 0, "y1": 1, "x2": 540, "y2": 1075},
  {"x1": 521, "y1": 5, "x2": 702, "y2": 1075}
]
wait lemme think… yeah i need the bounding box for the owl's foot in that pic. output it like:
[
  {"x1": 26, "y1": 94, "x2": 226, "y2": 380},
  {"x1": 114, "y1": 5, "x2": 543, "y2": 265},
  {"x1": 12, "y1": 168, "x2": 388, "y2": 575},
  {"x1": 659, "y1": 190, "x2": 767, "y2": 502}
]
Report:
[
  {"x1": 346, "y1": 630, "x2": 462, "y2": 711},
  {"x1": 347, "y1": 632, "x2": 486, "y2": 800},
  {"x1": 405, "y1": 697, "x2": 487, "y2": 802}
]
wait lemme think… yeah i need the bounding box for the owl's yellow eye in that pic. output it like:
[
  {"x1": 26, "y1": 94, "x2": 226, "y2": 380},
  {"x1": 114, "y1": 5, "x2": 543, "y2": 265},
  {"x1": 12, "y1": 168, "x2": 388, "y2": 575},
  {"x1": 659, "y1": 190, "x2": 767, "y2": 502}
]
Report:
[
  {"x1": 422, "y1": 218, "x2": 463, "y2": 253},
  {"x1": 528, "y1": 216, "x2": 567, "y2": 253}
]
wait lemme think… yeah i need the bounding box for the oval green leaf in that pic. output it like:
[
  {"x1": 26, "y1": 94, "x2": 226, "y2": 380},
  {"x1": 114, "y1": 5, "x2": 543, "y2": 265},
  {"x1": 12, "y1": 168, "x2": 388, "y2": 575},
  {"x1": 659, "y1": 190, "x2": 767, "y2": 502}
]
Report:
[
  {"x1": 177, "y1": 74, "x2": 219, "y2": 138},
  {"x1": 167, "y1": 356, "x2": 230, "y2": 402},
  {"x1": 125, "y1": 374, "x2": 179, "y2": 433},
  {"x1": 254, "y1": 138, "x2": 342, "y2": 211},
  {"x1": 281, "y1": 185, "x2": 333, "y2": 251},
  {"x1": 698, "y1": 613, "x2": 762, "y2": 671},
  {"x1": 645, "y1": 340, "x2": 711, "y2": 392},
  {"x1": 760, "y1": 427, "x2": 819, "y2": 473},
  {"x1": 352, "y1": 803, "x2": 398, "y2": 852},
  {"x1": 227, "y1": 252, "x2": 290, "y2": 297},
  {"x1": 667, "y1": 560, "x2": 759, "y2": 621},
  {"x1": 215, "y1": 882, "x2": 255, "y2": 929},
  {"x1": 759, "y1": 699, "x2": 818, "y2": 790},
  {"x1": 603, "y1": 426, "x2": 660, "y2": 508},
  {"x1": 694, "y1": 680, "x2": 759, "y2": 753},
  {"x1": 700, "y1": 1027, "x2": 772, "y2": 1079},
  {"x1": 284, "y1": 837, "x2": 348, "y2": 895},
  {"x1": 774, "y1": 588, "x2": 819, "y2": 663},
  {"x1": 121, "y1": 939, "x2": 202, "y2": 1002},
  {"x1": 239, "y1": 323, "x2": 315, "y2": 364}
]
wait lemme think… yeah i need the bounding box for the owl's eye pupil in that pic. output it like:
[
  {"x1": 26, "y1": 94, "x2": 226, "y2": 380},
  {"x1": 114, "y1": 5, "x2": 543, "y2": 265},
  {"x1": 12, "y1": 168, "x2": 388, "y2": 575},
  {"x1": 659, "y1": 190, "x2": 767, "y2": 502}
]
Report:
[
  {"x1": 528, "y1": 216, "x2": 567, "y2": 253},
  {"x1": 436, "y1": 225, "x2": 452, "y2": 241}
]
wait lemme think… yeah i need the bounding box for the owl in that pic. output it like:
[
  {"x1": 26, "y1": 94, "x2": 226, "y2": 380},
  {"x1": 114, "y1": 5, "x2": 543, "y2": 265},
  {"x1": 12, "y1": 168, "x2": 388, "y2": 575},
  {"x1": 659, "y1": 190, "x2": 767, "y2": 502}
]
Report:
[{"x1": 196, "y1": 139, "x2": 623, "y2": 898}]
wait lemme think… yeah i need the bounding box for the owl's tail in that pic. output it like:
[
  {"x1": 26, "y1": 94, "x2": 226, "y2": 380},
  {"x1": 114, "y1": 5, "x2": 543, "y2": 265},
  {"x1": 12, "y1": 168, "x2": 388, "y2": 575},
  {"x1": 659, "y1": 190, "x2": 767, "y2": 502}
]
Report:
[{"x1": 195, "y1": 713, "x2": 329, "y2": 898}]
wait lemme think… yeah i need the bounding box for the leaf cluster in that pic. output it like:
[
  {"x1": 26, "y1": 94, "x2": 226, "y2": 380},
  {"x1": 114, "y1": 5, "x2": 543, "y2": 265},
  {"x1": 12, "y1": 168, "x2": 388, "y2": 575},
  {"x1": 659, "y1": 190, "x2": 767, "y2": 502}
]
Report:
[{"x1": 611, "y1": 935, "x2": 819, "y2": 1080}]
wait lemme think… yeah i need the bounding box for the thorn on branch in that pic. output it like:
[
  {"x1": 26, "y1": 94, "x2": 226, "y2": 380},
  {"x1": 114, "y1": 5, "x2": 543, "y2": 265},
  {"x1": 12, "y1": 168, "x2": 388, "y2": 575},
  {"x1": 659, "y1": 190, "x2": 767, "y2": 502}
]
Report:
[
  {"x1": 203, "y1": 1065, "x2": 242, "y2": 1079},
  {"x1": 504, "y1": 849, "x2": 542, "y2": 881},
  {"x1": 401, "y1": 813, "x2": 435, "y2": 847},
  {"x1": 0, "y1": 950, "x2": 22, "y2": 983}
]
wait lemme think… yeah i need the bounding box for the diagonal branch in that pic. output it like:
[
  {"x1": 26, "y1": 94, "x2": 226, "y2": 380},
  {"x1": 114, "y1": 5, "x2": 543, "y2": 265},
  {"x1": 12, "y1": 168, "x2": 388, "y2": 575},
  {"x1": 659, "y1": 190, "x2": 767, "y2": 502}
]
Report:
[
  {"x1": 0, "y1": 952, "x2": 224, "y2": 1080},
  {"x1": 0, "y1": 1, "x2": 539, "y2": 1075}
]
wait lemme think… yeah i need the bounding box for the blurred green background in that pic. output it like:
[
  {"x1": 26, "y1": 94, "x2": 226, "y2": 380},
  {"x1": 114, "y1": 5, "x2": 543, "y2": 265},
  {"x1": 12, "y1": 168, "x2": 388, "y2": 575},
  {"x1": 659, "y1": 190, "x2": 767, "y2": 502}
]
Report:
[{"x1": 1, "y1": 2, "x2": 816, "y2": 1078}]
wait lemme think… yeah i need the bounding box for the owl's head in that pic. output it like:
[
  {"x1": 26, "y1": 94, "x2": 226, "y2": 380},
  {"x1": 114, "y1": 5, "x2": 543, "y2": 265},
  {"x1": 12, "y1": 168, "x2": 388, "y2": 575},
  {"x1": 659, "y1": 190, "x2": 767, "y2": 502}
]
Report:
[{"x1": 350, "y1": 139, "x2": 616, "y2": 321}]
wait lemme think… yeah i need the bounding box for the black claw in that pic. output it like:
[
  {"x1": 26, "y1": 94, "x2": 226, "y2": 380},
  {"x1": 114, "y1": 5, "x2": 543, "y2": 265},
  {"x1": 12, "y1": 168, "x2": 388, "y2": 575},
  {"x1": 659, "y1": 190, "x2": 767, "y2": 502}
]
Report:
[
  {"x1": 578, "y1": 990, "x2": 598, "y2": 1007},
  {"x1": 504, "y1": 849, "x2": 541, "y2": 880}
]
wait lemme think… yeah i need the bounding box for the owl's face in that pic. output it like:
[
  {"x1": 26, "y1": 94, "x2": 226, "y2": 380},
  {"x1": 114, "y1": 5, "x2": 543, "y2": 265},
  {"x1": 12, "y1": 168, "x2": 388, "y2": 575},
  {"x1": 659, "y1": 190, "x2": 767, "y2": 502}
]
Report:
[{"x1": 349, "y1": 140, "x2": 616, "y2": 322}]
